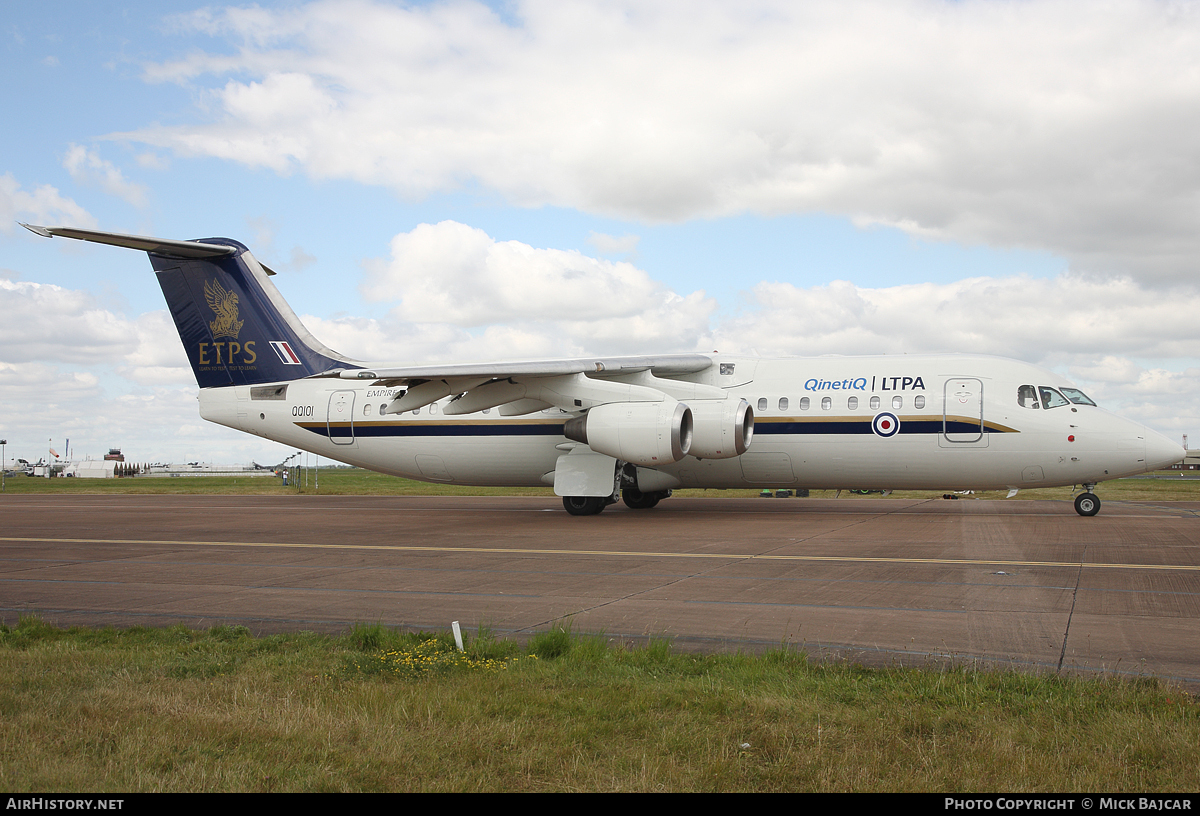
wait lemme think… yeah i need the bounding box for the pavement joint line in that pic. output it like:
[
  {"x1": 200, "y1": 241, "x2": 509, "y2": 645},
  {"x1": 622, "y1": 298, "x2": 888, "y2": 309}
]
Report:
[{"x1": 2, "y1": 536, "x2": 1197, "y2": 572}]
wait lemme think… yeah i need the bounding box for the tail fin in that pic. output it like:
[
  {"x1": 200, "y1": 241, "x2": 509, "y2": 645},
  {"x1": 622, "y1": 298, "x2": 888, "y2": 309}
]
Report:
[{"x1": 22, "y1": 225, "x2": 359, "y2": 387}]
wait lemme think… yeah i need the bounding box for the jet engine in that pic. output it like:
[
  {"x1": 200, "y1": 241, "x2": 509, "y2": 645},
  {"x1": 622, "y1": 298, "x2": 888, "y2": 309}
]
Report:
[
  {"x1": 563, "y1": 401, "x2": 693, "y2": 467},
  {"x1": 687, "y1": 398, "x2": 754, "y2": 459}
]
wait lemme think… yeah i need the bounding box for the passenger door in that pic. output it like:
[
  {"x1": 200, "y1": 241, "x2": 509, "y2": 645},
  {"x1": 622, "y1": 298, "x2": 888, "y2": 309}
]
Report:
[
  {"x1": 940, "y1": 378, "x2": 987, "y2": 447},
  {"x1": 327, "y1": 390, "x2": 356, "y2": 445}
]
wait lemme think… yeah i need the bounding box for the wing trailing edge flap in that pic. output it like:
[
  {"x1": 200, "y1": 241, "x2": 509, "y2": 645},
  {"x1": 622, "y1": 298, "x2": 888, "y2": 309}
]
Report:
[
  {"x1": 383, "y1": 378, "x2": 489, "y2": 414},
  {"x1": 443, "y1": 372, "x2": 709, "y2": 416},
  {"x1": 498, "y1": 399, "x2": 554, "y2": 416}
]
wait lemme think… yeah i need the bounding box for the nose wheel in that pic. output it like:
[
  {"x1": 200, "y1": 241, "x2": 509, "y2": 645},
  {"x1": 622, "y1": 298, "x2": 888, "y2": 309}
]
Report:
[{"x1": 1074, "y1": 490, "x2": 1101, "y2": 517}]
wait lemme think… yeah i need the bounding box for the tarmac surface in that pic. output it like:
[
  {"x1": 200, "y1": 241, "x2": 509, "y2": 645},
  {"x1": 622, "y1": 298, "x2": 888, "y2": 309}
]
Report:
[{"x1": 2, "y1": 494, "x2": 1198, "y2": 686}]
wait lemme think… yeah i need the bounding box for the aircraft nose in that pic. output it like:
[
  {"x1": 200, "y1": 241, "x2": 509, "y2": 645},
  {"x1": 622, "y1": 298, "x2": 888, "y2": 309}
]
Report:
[{"x1": 1144, "y1": 430, "x2": 1186, "y2": 472}]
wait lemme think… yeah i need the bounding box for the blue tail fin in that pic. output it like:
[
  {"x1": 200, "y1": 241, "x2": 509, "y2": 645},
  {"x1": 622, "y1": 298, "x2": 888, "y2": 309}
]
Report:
[
  {"x1": 149, "y1": 238, "x2": 357, "y2": 387},
  {"x1": 22, "y1": 225, "x2": 359, "y2": 388}
]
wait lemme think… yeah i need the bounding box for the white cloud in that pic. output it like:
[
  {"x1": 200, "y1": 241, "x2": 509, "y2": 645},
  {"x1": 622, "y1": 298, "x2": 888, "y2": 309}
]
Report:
[
  {"x1": 289, "y1": 246, "x2": 317, "y2": 271},
  {"x1": 118, "y1": 311, "x2": 192, "y2": 385},
  {"x1": 0, "y1": 279, "x2": 135, "y2": 364},
  {"x1": 62, "y1": 144, "x2": 149, "y2": 207},
  {"x1": 588, "y1": 231, "x2": 639, "y2": 260},
  {"x1": 135, "y1": 152, "x2": 170, "y2": 170},
  {"x1": 122, "y1": 0, "x2": 1200, "y2": 283},
  {"x1": 363, "y1": 220, "x2": 715, "y2": 334},
  {"x1": 0, "y1": 361, "x2": 102, "y2": 402},
  {"x1": 0, "y1": 173, "x2": 95, "y2": 231},
  {"x1": 0, "y1": 280, "x2": 191, "y2": 385},
  {"x1": 711, "y1": 275, "x2": 1200, "y2": 362}
]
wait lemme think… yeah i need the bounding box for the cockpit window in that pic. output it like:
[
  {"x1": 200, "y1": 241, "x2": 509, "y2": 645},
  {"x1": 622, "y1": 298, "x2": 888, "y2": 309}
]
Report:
[
  {"x1": 1060, "y1": 387, "x2": 1097, "y2": 407},
  {"x1": 1017, "y1": 385, "x2": 1038, "y2": 408},
  {"x1": 1038, "y1": 386, "x2": 1071, "y2": 409}
]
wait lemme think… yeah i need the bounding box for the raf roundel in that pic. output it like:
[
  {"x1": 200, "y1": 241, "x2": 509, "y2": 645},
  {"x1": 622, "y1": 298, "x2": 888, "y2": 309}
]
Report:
[{"x1": 872, "y1": 411, "x2": 901, "y2": 438}]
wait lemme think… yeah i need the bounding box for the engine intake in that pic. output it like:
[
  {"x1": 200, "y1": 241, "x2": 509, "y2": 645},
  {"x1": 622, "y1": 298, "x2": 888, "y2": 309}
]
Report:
[{"x1": 688, "y1": 398, "x2": 754, "y2": 459}]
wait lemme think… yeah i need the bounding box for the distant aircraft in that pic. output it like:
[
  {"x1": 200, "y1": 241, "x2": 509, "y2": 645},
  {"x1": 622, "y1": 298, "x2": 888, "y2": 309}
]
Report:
[{"x1": 22, "y1": 223, "x2": 1184, "y2": 516}]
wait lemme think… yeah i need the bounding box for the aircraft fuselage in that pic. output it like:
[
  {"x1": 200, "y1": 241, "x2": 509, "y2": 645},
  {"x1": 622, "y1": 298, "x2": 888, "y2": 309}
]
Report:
[{"x1": 202, "y1": 353, "x2": 1179, "y2": 493}]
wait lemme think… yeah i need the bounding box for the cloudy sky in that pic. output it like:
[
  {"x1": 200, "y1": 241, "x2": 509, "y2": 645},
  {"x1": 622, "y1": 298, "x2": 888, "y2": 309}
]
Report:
[{"x1": 3, "y1": 0, "x2": 1199, "y2": 465}]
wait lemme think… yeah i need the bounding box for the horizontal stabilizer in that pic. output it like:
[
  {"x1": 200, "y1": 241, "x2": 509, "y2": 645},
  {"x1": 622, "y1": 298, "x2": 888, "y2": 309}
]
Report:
[{"x1": 21, "y1": 224, "x2": 238, "y2": 260}]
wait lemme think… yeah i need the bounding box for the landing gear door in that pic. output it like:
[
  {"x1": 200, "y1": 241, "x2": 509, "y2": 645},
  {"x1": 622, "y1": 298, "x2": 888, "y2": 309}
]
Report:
[
  {"x1": 327, "y1": 390, "x2": 356, "y2": 446},
  {"x1": 941, "y1": 378, "x2": 986, "y2": 446},
  {"x1": 553, "y1": 448, "x2": 619, "y2": 497}
]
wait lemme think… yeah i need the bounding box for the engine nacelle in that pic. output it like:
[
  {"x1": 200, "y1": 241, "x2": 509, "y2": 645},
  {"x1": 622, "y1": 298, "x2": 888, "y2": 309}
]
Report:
[
  {"x1": 687, "y1": 398, "x2": 754, "y2": 459},
  {"x1": 563, "y1": 401, "x2": 692, "y2": 467}
]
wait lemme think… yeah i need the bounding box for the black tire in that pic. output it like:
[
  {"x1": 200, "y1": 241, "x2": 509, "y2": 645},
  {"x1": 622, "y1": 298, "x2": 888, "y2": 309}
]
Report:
[
  {"x1": 1074, "y1": 492, "x2": 1101, "y2": 517},
  {"x1": 563, "y1": 496, "x2": 607, "y2": 516},
  {"x1": 622, "y1": 489, "x2": 661, "y2": 510}
]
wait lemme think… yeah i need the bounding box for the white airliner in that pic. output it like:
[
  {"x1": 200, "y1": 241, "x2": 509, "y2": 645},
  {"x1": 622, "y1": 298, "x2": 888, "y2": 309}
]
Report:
[{"x1": 23, "y1": 224, "x2": 1185, "y2": 516}]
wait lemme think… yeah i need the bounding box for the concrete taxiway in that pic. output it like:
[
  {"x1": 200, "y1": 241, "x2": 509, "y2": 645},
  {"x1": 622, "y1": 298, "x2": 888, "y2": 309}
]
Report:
[{"x1": 1, "y1": 494, "x2": 1197, "y2": 685}]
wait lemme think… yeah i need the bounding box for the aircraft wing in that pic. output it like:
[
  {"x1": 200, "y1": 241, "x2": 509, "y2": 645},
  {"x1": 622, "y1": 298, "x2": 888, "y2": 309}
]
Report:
[
  {"x1": 322, "y1": 354, "x2": 715, "y2": 383},
  {"x1": 314, "y1": 353, "x2": 721, "y2": 416}
]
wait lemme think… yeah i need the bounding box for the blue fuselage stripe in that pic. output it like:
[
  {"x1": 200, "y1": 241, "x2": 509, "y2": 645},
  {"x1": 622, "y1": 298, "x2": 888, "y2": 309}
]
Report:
[{"x1": 300, "y1": 418, "x2": 1005, "y2": 439}]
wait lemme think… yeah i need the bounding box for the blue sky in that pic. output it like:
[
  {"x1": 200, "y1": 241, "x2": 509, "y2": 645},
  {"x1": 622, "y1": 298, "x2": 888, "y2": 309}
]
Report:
[{"x1": 3, "y1": 0, "x2": 1199, "y2": 465}]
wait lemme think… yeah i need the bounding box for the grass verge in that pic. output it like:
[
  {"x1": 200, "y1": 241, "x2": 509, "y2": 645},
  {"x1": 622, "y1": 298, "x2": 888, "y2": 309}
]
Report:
[{"x1": 0, "y1": 617, "x2": 1196, "y2": 792}]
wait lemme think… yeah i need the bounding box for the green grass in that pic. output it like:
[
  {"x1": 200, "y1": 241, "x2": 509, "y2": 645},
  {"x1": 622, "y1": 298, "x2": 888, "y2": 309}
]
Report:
[
  {"x1": 0, "y1": 617, "x2": 1196, "y2": 792},
  {"x1": 4, "y1": 467, "x2": 1200, "y2": 502},
  {"x1": 0, "y1": 468, "x2": 556, "y2": 496}
]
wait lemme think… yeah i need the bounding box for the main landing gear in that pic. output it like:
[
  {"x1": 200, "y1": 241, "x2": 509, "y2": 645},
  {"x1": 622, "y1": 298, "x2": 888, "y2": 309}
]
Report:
[
  {"x1": 562, "y1": 495, "x2": 614, "y2": 516},
  {"x1": 562, "y1": 488, "x2": 673, "y2": 516},
  {"x1": 1074, "y1": 484, "x2": 1101, "y2": 517},
  {"x1": 622, "y1": 488, "x2": 670, "y2": 510}
]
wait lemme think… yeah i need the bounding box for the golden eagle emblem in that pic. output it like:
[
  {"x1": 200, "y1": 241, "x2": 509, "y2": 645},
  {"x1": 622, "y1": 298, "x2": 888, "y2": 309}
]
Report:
[{"x1": 205, "y1": 279, "x2": 243, "y2": 339}]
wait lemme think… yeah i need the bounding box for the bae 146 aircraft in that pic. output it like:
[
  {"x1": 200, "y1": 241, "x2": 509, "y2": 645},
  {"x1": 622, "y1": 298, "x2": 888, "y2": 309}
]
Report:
[{"x1": 23, "y1": 223, "x2": 1184, "y2": 516}]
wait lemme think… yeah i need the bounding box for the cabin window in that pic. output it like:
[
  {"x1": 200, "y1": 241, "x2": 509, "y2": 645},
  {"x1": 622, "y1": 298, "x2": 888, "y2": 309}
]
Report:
[
  {"x1": 847, "y1": 396, "x2": 858, "y2": 410},
  {"x1": 363, "y1": 404, "x2": 373, "y2": 416},
  {"x1": 914, "y1": 395, "x2": 925, "y2": 409},
  {"x1": 799, "y1": 397, "x2": 810, "y2": 411},
  {"x1": 892, "y1": 395, "x2": 903, "y2": 409},
  {"x1": 1038, "y1": 386, "x2": 1070, "y2": 410},
  {"x1": 429, "y1": 402, "x2": 440, "y2": 415},
  {"x1": 1017, "y1": 385, "x2": 1039, "y2": 408},
  {"x1": 483, "y1": 408, "x2": 491, "y2": 414},
  {"x1": 778, "y1": 397, "x2": 788, "y2": 411},
  {"x1": 1060, "y1": 387, "x2": 1097, "y2": 407},
  {"x1": 821, "y1": 396, "x2": 832, "y2": 410},
  {"x1": 412, "y1": 407, "x2": 420, "y2": 415},
  {"x1": 758, "y1": 397, "x2": 768, "y2": 412},
  {"x1": 870, "y1": 396, "x2": 880, "y2": 410},
  {"x1": 380, "y1": 404, "x2": 387, "y2": 414}
]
